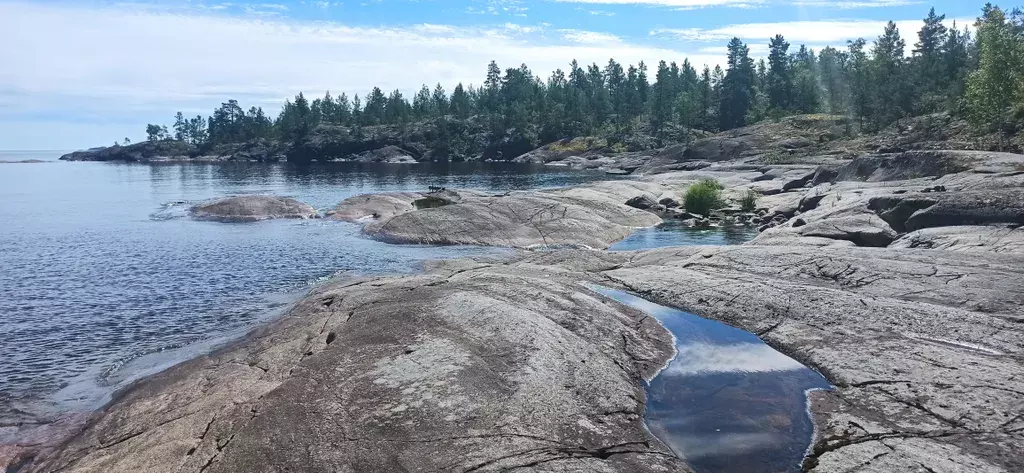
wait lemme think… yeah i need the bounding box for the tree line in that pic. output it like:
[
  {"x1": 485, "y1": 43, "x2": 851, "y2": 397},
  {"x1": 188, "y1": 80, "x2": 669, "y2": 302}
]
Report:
[{"x1": 145, "y1": 4, "x2": 1024, "y2": 157}]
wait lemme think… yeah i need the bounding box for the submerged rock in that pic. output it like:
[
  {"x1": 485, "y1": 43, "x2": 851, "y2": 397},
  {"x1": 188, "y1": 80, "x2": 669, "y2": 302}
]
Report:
[{"x1": 190, "y1": 195, "x2": 318, "y2": 222}]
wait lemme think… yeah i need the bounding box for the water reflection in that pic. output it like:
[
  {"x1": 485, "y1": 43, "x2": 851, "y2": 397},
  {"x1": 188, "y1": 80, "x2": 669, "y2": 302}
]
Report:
[
  {"x1": 587, "y1": 285, "x2": 830, "y2": 473},
  {"x1": 609, "y1": 220, "x2": 758, "y2": 251}
]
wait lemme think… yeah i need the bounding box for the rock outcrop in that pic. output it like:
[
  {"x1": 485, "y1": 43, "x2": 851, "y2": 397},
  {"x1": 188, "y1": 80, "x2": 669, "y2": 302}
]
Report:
[
  {"x1": 60, "y1": 141, "x2": 197, "y2": 162},
  {"x1": 331, "y1": 183, "x2": 666, "y2": 248},
  {"x1": 190, "y1": 195, "x2": 318, "y2": 222},
  {"x1": 25, "y1": 253, "x2": 685, "y2": 473}
]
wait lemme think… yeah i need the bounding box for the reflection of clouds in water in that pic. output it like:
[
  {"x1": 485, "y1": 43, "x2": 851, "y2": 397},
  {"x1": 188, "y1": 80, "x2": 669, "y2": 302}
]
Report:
[
  {"x1": 666, "y1": 342, "x2": 804, "y2": 376},
  {"x1": 662, "y1": 431, "x2": 783, "y2": 460}
]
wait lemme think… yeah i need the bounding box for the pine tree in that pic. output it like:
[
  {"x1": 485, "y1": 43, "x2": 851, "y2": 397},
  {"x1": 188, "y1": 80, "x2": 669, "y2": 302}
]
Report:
[
  {"x1": 913, "y1": 8, "x2": 950, "y2": 113},
  {"x1": 872, "y1": 22, "x2": 911, "y2": 128},
  {"x1": 450, "y1": 83, "x2": 471, "y2": 119},
  {"x1": 413, "y1": 85, "x2": 431, "y2": 119},
  {"x1": 766, "y1": 34, "x2": 793, "y2": 114},
  {"x1": 719, "y1": 38, "x2": 756, "y2": 130},
  {"x1": 847, "y1": 38, "x2": 873, "y2": 126},
  {"x1": 651, "y1": 60, "x2": 675, "y2": 135},
  {"x1": 173, "y1": 112, "x2": 187, "y2": 141},
  {"x1": 431, "y1": 84, "x2": 448, "y2": 117}
]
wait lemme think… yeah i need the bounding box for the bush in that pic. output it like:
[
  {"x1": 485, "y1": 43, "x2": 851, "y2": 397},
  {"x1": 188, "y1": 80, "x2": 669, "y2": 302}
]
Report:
[
  {"x1": 684, "y1": 179, "x2": 724, "y2": 215},
  {"x1": 738, "y1": 189, "x2": 759, "y2": 212}
]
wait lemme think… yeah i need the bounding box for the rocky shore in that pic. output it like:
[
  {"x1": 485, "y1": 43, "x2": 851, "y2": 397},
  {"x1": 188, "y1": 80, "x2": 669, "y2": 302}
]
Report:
[{"x1": 15, "y1": 118, "x2": 1024, "y2": 473}]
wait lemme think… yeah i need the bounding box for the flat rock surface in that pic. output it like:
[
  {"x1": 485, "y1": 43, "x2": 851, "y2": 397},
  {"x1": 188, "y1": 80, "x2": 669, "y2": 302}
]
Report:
[
  {"x1": 333, "y1": 183, "x2": 667, "y2": 249},
  {"x1": 25, "y1": 253, "x2": 686, "y2": 473},
  {"x1": 190, "y1": 195, "x2": 318, "y2": 222}
]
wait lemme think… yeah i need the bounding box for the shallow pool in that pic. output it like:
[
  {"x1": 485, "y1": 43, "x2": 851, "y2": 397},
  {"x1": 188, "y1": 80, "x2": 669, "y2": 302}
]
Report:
[
  {"x1": 588, "y1": 285, "x2": 831, "y2": 473},
  {"x1": 609, "y1": 220, "x2": 758, "y2": 251}
]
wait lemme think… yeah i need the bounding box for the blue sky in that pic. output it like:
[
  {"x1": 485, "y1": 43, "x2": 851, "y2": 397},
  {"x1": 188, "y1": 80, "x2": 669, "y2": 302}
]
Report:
[{"x1": 0, "y1": 0, "x2": 982, "y2": 149}]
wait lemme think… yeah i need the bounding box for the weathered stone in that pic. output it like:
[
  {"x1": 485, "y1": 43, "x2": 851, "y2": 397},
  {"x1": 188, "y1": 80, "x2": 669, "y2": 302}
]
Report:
[
  {"x1": 189, "y1": 195, "x2": 318, "y2": 222},
  {"x1": 626, "y1": 195, "x2": 659, "y2": 210},
  {"x1": 26, "y1": 252, "x2": 688, "y2": 473},
  {"x1": 799, "y1": 214, "x2": 899, "y2": 247}
]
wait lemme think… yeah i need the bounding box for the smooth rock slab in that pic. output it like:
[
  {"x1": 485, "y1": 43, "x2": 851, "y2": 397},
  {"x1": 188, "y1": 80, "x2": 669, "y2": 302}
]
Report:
[
  {"x1": 190, "y1": 195, "x2": 318, "y2": 222},
  {"x1": 25, "y1": 252, "x2": 687, "y2": 473}
]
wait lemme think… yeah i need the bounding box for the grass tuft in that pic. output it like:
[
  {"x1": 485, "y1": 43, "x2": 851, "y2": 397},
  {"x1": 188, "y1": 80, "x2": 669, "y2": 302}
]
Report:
[
  {"x1": 684, "y1": 179, "x2": 724, "y2": 215},
  {"x1": 738, "y1": 189, "x2": 759, "y2": 212}
]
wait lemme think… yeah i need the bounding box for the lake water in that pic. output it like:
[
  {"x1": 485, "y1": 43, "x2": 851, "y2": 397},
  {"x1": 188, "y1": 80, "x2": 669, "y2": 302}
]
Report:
[
  {"x1": 588, "y1": 285, "x2": 831, "y2": 473},
  {"x1": 0, "y1": 151, "x2": 637, "y2": 433}
]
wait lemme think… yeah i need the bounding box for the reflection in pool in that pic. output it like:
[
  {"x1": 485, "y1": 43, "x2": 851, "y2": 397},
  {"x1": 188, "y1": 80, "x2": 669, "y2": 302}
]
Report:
[
  {"x1": 587, "y1": 285, "x2": 831, "y2": 473},
  {"x1": 609, "y1": 220, "x2": 758, "y2": 251}
]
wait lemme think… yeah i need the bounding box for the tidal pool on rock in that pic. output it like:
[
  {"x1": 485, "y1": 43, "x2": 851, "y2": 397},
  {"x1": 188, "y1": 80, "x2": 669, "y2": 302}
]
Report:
[
  {"x1": 588, "y1": 285, "x2": 831, "y2": 473},
  {"x1": 609, "y1": 220, "x2": 759, "y2": 251}
]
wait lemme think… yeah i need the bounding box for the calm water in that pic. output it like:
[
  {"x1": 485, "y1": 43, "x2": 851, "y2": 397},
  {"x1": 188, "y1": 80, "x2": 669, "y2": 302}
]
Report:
[
  {"x1": 589, "y1": 285, "x2": 831, "y2": 473},
  {"x1": 609, "y1": 220, "x2": 757, "y2": 251},
  {"x1": 0, "y1": 151, "x2": 629, "y2": 430}
]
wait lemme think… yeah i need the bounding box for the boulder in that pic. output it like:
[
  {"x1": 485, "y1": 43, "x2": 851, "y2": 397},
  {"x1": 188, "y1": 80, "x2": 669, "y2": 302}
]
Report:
[
  {"x1": 190, "y1": 195, "x2": 318, "y2": 222},
  {"x1": 870, "y1": 189, "x2": 1024, "y2": 232},
  {"x1": 350, "y1": 145, "x2": 418, "y2": 163},
  {"x1": 799, "y1": 214, "x2": 898, "y2": 247},
  {"x1": 658, "y1": 197, "x2": 681, "y2": 208},
  {"x1": 626, "y1": 195, "x2": 659, "y2": 210}
]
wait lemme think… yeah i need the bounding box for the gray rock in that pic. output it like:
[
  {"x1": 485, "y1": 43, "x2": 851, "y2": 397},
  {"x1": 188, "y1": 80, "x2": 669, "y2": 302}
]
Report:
[
  {"x1": 189, "y1": 195, "x2": 318, "y2": 222},
  {"x1": 870, "y1": 189, "x2": 1024, "y2": 232},
  {"x1": 889, "y1": 225, "x2": 1024, "y2": 253},
  {"x1": 626, "y1": 195, "x2": 659, "y2": 210},
  {"x1": 26, "y1": 252, "x2": 687, "y2": 473},
  {"x1": 350, "y1": 145, "x2": 418, "y2": 163},
  {"x1": 604, "y1": 244, "x2": 1024, "y2": 473},
  {"x1": 799, "y1": 214, "x2": 898, "y2": 247}
]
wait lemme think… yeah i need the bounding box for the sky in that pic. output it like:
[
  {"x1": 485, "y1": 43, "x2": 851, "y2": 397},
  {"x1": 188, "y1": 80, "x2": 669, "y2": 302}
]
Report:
[{"x1": 0, "y1": 0, "x2": 982, "y2": 150}]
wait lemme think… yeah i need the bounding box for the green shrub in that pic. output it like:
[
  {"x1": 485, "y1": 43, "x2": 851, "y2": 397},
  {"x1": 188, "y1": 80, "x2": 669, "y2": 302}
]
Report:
[
  {"x1": 684, "y1": 180, "x2": 724, "y2": 215},
  {"x1": 738, "y1": 189, "x2": 759, "y2": 211}
]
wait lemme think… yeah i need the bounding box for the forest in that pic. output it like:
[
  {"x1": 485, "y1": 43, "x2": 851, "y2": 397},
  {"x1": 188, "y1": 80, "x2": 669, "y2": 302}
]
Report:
[{"x1": 143, "y1": 4, "x2": 1024, "y2": 160}]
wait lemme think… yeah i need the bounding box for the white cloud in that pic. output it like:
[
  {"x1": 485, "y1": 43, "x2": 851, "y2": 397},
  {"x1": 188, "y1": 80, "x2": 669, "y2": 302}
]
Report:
[
  {"x1": 560, "y1": 29, "x2": 623, "y2": 44},
  {"x1": 553, "y1": 0, "x2": 921, "y2": 8},
  {"x1": 664, "y1": 342, "x2": 805, "y2": 377},
  {"x1": 504, "y1": 22, "x2": 542, "y2": 34},
  {"x1": 587, "y1": 9, "x2": 616, "y2": 15},
  {"x1": 0, "y1": 1, "x2": 724, "y2": 149},
  {"x1": 554, "y1": 0, "x2": 765, "y2": 9},
  {"x1": 794, "y1": 0, "x2": 921, "y2": 7},
  {"x1": 652, "y1": 18, "x2": 973, "y2": 44}
]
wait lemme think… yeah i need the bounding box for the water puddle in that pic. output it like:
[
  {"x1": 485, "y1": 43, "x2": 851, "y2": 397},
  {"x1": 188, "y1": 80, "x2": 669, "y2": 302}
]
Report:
[
  {"x1": 609, "y1": 220, "x2": 758, "y2": 251},
  {"x1": 588, "y1": 285, "x2": 831, "y2": 473}
]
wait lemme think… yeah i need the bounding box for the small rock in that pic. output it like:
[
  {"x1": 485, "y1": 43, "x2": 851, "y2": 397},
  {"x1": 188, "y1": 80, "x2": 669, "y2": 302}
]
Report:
[{"x1": 625, "y1": 195, "x2": 659, "y2": 210}]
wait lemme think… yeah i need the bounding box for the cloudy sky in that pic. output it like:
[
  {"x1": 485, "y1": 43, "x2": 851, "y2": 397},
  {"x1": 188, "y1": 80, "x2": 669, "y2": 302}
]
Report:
[{"x1": 0, "y1": 0, "x2": 977, "y2": 150}]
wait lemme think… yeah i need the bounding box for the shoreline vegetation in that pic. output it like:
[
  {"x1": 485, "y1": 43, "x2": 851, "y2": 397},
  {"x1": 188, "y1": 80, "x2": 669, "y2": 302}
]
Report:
[{"x1": 64, "y1": 5, "x2": 1024, "y2": 165}]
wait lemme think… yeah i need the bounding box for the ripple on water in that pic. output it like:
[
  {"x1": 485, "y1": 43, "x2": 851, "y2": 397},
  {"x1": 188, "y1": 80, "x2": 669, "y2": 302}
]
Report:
[
  {"x1": 4, "y1": 160, "x2": 608, "y2": 429},
  {"x1": 587, "y1": 285, "x2": 831, "y2": 473}
]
